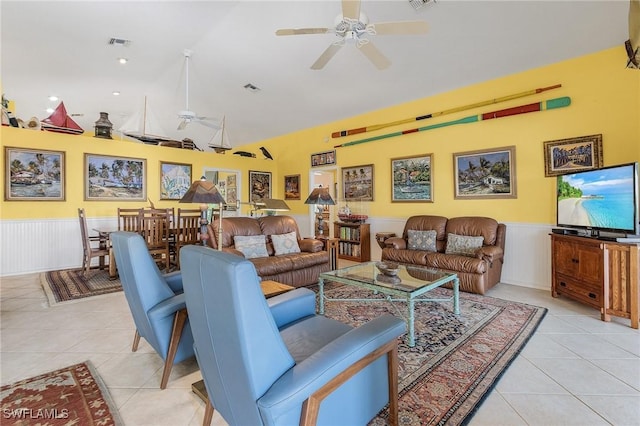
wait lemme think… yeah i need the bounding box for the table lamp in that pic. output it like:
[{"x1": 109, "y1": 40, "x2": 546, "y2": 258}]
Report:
[
  {"x1": 304, "y1": 186, "x2": 335, "y2": 237},
  {"x1": 179, "y1": 177, "x2": 226, "y2": 249}
]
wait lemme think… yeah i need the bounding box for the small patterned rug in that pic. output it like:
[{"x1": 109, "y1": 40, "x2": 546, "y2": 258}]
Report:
[
  {"x1": 319, "y1": 283, "x2": 547, "y2": 426},
  {"x1": 0, "y1": 361, "x2": 123, "y2": 425},
  {"x1": 40, "y1": 268, "x2": 122, "y2": 306}
]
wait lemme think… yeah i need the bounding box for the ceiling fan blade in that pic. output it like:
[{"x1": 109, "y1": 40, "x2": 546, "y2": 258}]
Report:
[
  {"x1": 311, "y1": 43, "x2": 343, "y2": 70},
  {"x1": 358, "y1": 42, "x2": 391, "y2": 70},
  {"x1": 195, "y1": 119, "x2": 221, "y2": 130},
  {"x1": 372, "y1": 21, "x2": 429, "y2": 35},
  {"x1": 177, "y1": 119, "x2": 187, "y2": 130},
  {"x1": 342, "y1": 0, "x2": 361, "y2": 20},
  {"x1": 276, "y1": 28, "x2": 331, "y2": 36}
]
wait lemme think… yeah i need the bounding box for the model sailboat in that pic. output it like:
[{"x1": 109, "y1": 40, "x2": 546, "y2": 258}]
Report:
[
  {"x1": 41, "y1": 102, "x2": 83, "y2": 135},
  {"x1": 208, "y1": 116, "x2": 232, "y2": 153},
  {"x1": 118, "y1": 96, "x2": 174, "y2": 145}
]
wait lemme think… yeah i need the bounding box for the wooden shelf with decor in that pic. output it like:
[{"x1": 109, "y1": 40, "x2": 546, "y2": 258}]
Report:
[
  {"x1": 334, "y1": 222, "x2": 370, "y2": 262},
  {"x1": 551, "y1": 233, "x2": 639, "y2": 329}
]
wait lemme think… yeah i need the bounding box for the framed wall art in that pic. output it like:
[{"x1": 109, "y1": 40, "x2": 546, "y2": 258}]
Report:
[
  {"x1": 311, "y1": 150, "x2": 336, "y2": 167},
  {"x1": 543, "y1": 134, "x2": 603, "y2": 177},
  {"x1": 453, "y1": 146, "x2": 517, "y2": 199},
  {"x1": 342, "y1": 164, "x2": 374, "y2": 201},
  {"x1": 249, "y1": 170, "x2": 271, "y2": 202},
  {"x1": 5, "y1": 147, "x2": 65, "y2": 201},
  {"x1": 284, "y1": 174, "x2": 301, "y2": 200},
  {"x1": 84, "y1": 154, "x2": 146, "y2": 201},
  {"x1": 160, "y1": 161, "x2": 192, "y2": 200},
  {"x1": 391, "y1": 153, "x2": 433, "y2": 203}
]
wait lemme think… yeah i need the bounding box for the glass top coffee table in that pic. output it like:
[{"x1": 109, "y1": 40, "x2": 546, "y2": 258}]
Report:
[{"x1": 319, "y1": 262, "x2": 460, "y2": 347}]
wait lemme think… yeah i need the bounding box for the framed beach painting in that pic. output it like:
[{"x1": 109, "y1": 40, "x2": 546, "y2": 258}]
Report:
[
  {"x1": 543, "y1": 134, "x2": 603, "y2": 177},
  {"x1": 391, "y1": 153, "x2": 433, "y2": 203},
  {"x1": 284, "y1": 174, "x2": 301, "y2": 200},
  {"x1": 84, "y1": 154, "x2": 146, "y2": 201},
  {"x1": 249, "y1": 170, "x2": 271, "y2": 203},
  {"x1": 5, "y1": 147, "x2": 65, "y2": 201},
  {"x1": 453, "y1": 146, "x2": 516, "y2": 199},
  {"x1": 342, "y1": 164, "x2": 374, "y2": 201},
  {"x1": 160, "y1": 162, "x2": 192, "y2": 200}
]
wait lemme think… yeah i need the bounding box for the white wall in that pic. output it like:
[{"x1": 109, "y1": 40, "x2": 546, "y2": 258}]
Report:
[{"x1": 0, "y1": 216, "x2": 553, "y2": 291}]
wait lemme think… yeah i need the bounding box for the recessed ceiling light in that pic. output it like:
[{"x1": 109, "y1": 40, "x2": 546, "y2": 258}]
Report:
[
  {"x1": 118, "y1": 58, "x2": 128, "y2": 64},
  {"x1": 48, "y1": 96, "x2": 58, "y2": 101},
  {"x1": 112, "y1": 91, "x2": 121, "y2": 96},
  {"x1": 46, "y1": 108, "x2": 54, "y2": 113}
]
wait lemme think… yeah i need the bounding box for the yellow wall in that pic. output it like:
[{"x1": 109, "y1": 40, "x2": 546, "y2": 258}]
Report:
[
  {"x1": 2, "y1": 46, "x2": 638, "y2": 224},
  {"x1": 243, "y1": 46, "x2": 640, "y2": 225}
]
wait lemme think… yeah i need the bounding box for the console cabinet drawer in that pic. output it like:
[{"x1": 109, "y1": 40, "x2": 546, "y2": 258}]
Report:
[{"x1": 554, "y1": 273, "x2": 601, "y2": 308}]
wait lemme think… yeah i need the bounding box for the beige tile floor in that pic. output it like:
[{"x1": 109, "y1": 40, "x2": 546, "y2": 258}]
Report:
[{"x1": 1, "y1": 271, "x2": 639, "y2": 426}]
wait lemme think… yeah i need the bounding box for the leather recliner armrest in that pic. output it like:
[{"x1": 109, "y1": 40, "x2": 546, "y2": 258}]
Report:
[
  {"x1": 384, "y1": 237, "x2": 406, "y2": 250},
  {"x1": 476, "y1": 246, "x2": 504, "y2": 264},
  {"x1": 299, "y1": 238, "x2": 324, "y2": 253},
  {"x1": 268, "y1": 288, "x2": 317, "y2": 328}
]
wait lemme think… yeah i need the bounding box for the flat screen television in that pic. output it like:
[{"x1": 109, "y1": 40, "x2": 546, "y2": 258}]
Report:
[{"x1": 556, "y1": 162, "x2": 639, "y2": 237}]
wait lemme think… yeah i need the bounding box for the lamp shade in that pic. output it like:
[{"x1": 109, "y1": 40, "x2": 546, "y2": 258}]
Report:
[
  {"x1": 304, "y1": 186, "x2": 335, "y2": 205},
  {"x1": 179, "y1": 179, "x2": 226, "y2": 205},
  {"x1": 260, "y1": 199, "x2": 290, "y2": 211}
]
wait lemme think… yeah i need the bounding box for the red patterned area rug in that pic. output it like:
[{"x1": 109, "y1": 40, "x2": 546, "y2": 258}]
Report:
[
  {"x1": 319, "y1": 284, "x2": 547, "y2": 426},
  {"x1": 0, "y1": 361, "x2": 123, "y2": 425},
  {"x1": 40, "y1": 268, "x2": 122, "y2": 306}
]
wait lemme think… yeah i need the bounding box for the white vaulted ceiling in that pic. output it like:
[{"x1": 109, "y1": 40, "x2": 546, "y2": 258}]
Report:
[{"x1": 1, "y1": 1, "x2": 630, "y2": 150}]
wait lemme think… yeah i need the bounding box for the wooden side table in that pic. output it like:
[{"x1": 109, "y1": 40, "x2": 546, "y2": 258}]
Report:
[
  {"x1": 375, "y1": 232, "x2": 396, "y2": 249},
  {"x1": 325, "y1": 238, "x2": 339, "y2": 270}
]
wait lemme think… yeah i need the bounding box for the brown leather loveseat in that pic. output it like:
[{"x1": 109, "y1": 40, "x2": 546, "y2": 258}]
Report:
[
  {"x1": 381, "y1": 215, "x2": 506, "y2": 294},
  {"x1": 206, "y1": 215, "x2": 330, "y2": 287}
]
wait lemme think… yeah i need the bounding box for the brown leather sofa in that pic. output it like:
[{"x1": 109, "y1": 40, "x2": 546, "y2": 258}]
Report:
[
  {"x1": 206, "y1": 215, "x2": 330, "y2": 287},
  {"x1": 381, "y1": 215, "x2": 506, "y2": 295}
]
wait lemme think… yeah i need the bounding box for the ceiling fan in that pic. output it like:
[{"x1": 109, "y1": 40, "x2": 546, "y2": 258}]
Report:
[
  {"x1": 275, "y1": 0, "x2": 428, "y2": 70},
  {"x1": 177, "y1": 49, "x2": 220, "y2": 130}
]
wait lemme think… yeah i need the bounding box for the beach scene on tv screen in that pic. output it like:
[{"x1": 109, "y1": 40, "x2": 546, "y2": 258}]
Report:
[{"x1": 557, "y1": 166, "x2": 635, "y2": 231}]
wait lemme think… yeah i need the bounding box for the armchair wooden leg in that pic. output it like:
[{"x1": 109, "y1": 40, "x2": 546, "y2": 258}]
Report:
[
  {"x1": 388, "y1": 343, "x2": 399, "y2": 426},
  {"x1": 203, "y1": 399, "x2": 214, "y2": 426},
  {"x1": 132, "y1": 330, "x2": 141, "y2": 352},
  {"x1": 300, "y1": 339, "x2": 399, "y2": 426},
  {"x1": 160, "y1": 308, "x2": 188, "y2": 389}
]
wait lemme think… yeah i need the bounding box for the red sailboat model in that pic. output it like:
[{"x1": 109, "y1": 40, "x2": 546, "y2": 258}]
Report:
[{"x1": 41, "y1": 102, "x2": 84, "y2": 135}]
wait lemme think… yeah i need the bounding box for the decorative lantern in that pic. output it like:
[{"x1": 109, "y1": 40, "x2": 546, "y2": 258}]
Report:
[{"x1": 94, "y1": 112, "x2": 113, "y2": 139}]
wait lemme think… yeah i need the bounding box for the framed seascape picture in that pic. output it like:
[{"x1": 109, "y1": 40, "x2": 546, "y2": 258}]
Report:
[
  {"x1": 391, "y1": 153, "x2": 433, "y2": 203},
  {"x1": 453, "y1": 146, "x2": 517, "y2": 199},
  {"x1": 84, "y1": 154, "x2": 146, "y2": 201},
  {"x1": 284, "y1": 174, "x2": 301, "y2": 200},
  {"x1": 249, "y1": 170, "x2": 271, "y2": 202},
  {"x1": 5, "y1": 147, "x2": 65, "y2": 201},
  {"x1": 160, "y1": 162, "x2": 192, "y2": 200},
  {"x1": 543, "y1": 134, "x2": 603, "y2": 177},
  {"x1": 342, "y1": 164, "x2": 374, "y2": 201},
  {"x1": 311, "y1": 150, "x2": 336, "y2": 167}
]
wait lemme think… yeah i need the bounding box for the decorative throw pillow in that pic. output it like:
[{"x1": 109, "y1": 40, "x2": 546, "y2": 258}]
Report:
[
  {"x1": 445, "y1": 233, "x2": 484, "y2": 257},
  {"x1": 407, "y1": 229, "x2": 437, "y2": 252},
  {"x1": 233, "y1": 235, "x2": 268, "y2": 259},
  {"x1": 271, "y1": 231, "x2": 301, "y2": 255}
]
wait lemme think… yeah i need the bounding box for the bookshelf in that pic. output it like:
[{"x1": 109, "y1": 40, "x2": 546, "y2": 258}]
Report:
[{"x1": 334, "y1": 222, "x2": 370, "y2": 262}]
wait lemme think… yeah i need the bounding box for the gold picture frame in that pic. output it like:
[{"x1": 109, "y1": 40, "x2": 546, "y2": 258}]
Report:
[
  {"x1": 543, "y1": 134, "x2": 603, "y2": 177},
  {"x1": 453, "y1": 146, "x2": 517, "y2": 199},
  {"x1": 5, "y1": 146, "x2": 65, "y2": 201}
]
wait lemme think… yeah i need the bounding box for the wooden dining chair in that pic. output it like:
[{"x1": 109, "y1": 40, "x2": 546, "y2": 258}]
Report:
[
  {"x1": 78, "y1": 208, "x2": 109, "y2": 276},
  {"x1": 175, "y1": 208, "x2": 202, "y2": 268},
  {"x1": 118, "y1": 208, "x2": 143, "y2": 232},
  {"x1": 140, "y1": 213, "x2": 172, "y2": 272}
]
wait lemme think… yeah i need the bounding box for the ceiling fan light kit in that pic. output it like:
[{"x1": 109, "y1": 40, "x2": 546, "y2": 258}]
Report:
[{"x1": 276, "y1": 0, "x2": 428, "y2": 70}]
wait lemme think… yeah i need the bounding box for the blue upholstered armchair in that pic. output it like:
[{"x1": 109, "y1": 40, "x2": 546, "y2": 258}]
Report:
[
  {"x1": 180, "y1": 245, "x2": 405, "y2": 426},
  {"x1": 111, "y1": 232, "x2": 195, "y2": 389}
]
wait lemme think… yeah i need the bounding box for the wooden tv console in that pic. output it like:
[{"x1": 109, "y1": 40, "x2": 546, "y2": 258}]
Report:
[{"x1": 551, "y1": 234, "x2": 639, "y2": 329}]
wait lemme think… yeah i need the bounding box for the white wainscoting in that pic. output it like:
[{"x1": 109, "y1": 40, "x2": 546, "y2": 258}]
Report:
[{"x1": 0, "y1": 216, "x2": 553, "y2": 291}]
